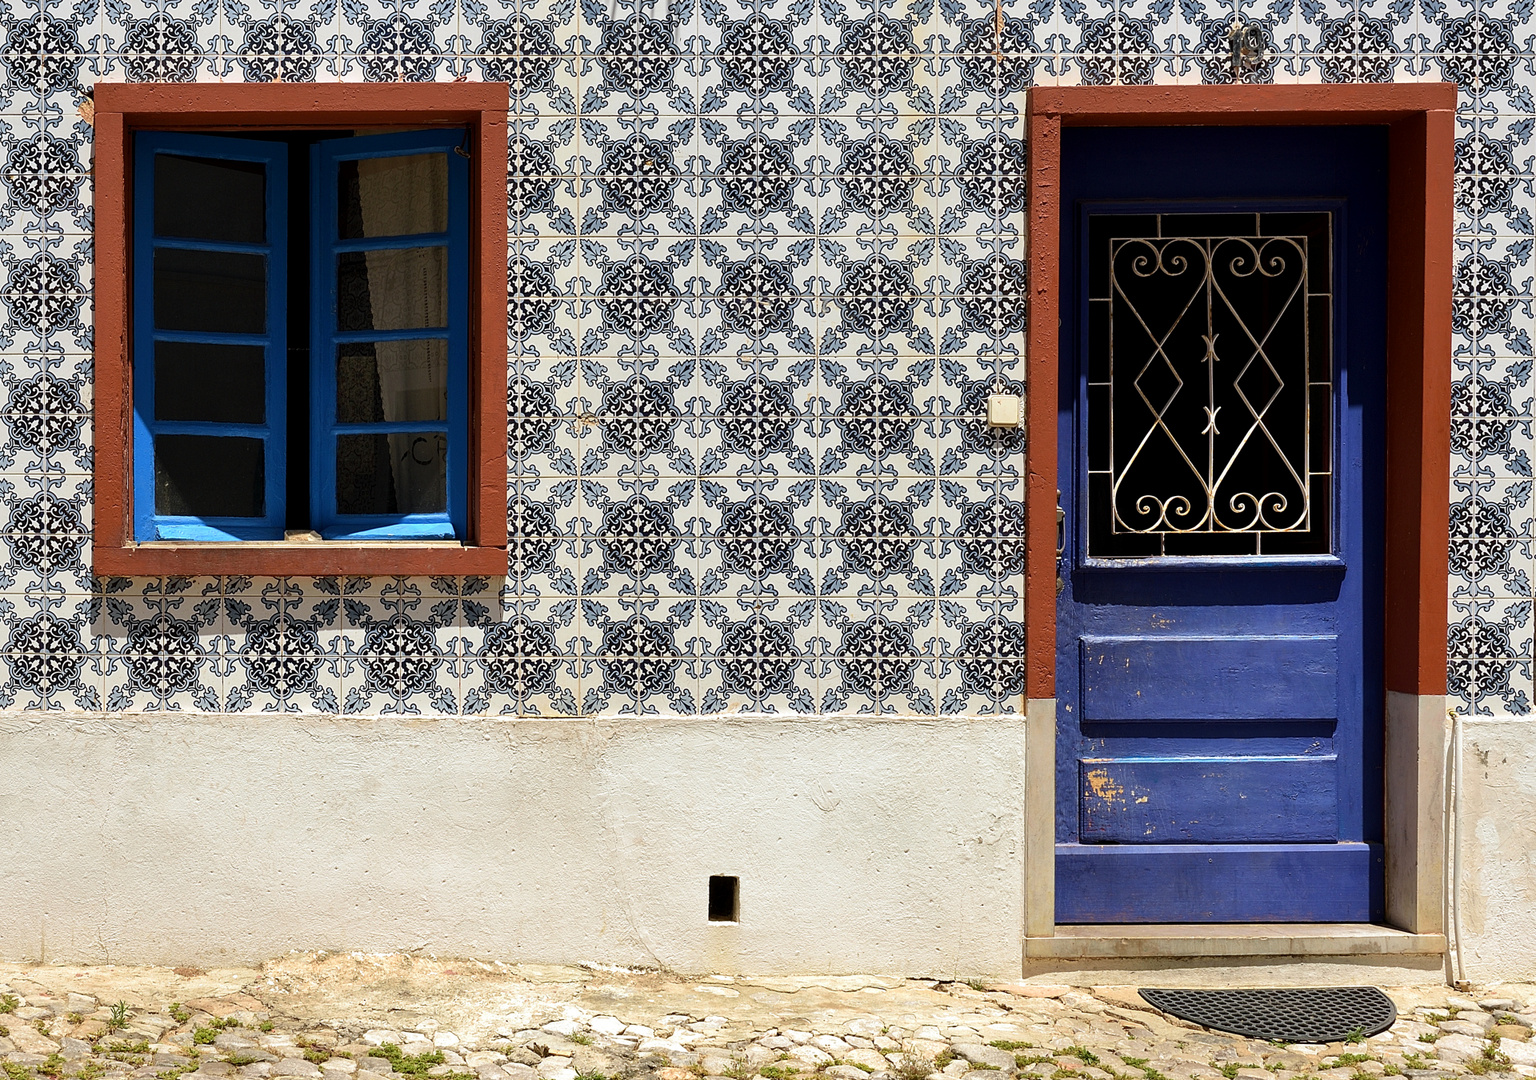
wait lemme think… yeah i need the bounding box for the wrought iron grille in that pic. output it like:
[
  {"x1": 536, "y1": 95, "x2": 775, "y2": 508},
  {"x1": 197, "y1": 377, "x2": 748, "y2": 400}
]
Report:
[{"x1": 1086, "y1": 212, "x2": 1334, "y2": 558}]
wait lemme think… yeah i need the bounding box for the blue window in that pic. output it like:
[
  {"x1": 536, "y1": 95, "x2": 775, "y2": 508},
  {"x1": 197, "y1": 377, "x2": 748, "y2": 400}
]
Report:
[{"x1": 132, "y1": 129, "x2": 470, "y2": 542}]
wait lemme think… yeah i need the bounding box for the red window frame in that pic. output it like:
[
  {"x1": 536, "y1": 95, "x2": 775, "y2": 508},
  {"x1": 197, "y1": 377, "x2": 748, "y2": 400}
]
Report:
[{"x1": 92, "y1": 82, "x2": 510, "y2": 577}]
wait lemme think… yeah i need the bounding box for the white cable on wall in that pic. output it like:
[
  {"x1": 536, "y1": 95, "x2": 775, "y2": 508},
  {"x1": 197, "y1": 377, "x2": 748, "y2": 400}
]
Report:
[{"x1": 1447, "y1": 707, "x2": 1466, "y2": 988}]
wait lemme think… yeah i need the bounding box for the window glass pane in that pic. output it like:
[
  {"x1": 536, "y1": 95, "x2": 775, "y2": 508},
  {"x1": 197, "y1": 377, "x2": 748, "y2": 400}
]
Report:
[
  {"x1": 336, "y1": 247, "x2": 447, "y2": 331},
  {"x1": 155, "y1": 342, "x2": 265, "y2": 423},
  {"x1": 154, "y1": 248, "x2": 265, "y2": 333},
  {"x1": 335, "y1": 432, "x2": 447, "y2": 515},
  {"x1": 337, "y1": 340, "x2": 448, "y2": 423},
  {"x1": 155, "y1": 434, "x2": 265, "y2": 517},
  {"x1": 338, "y1": 153, "x2": 449, "y2": 238},
  {"x1": 154, "y1": 154, "x2": 265, "y2": 243}
]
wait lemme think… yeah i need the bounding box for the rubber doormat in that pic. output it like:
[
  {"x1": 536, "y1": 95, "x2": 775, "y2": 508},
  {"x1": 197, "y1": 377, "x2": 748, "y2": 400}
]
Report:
[{"x1": 1138, "y1": 987, "x2": 1398, "y2": 1043}]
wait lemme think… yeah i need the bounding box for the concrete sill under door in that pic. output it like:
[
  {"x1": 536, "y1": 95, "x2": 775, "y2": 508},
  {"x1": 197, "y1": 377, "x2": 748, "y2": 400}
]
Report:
[{"x1": 1025, "y1": 924, "x2": 1448, "y2": 959}]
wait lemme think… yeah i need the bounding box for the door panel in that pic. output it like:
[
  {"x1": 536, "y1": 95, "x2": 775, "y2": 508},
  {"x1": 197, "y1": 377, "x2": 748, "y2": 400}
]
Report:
[
  {"x1": 1078, "y1": 756, "x2": 1339, "y2": 843},
  {"x1": 1055, "y1": 843, "x2": 1376, "y2": 923},
  {"x1": 1079, "y1": 635, "x2": 1339, "y2": 721},
  {"x1": 1056, "y1": 127, "x2": 1387, "y2": 924}
]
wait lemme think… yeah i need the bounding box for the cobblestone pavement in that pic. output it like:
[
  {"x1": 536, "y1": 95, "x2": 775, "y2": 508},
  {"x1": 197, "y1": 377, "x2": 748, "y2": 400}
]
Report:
[{"x1": 2, "y1": 957, "x2": 1534, "y2": 1080}]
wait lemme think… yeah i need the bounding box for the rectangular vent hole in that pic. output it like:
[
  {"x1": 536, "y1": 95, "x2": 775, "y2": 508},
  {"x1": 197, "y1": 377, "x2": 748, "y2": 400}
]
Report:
[{"x1": 708, "y1": 875, "x2": 739, "y2": 923}]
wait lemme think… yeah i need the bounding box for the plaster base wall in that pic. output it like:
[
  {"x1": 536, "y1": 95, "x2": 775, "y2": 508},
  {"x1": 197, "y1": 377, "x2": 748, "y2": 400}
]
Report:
[
  {"x1": 0, "y1": 713, "x2": 1027, "y2": 977},
  {"x1": 1452, "y1": 717, "x2": 1536, "y2": 984}
]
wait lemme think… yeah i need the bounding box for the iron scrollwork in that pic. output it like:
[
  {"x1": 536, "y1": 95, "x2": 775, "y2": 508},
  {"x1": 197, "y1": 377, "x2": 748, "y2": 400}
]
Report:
[{"x1": 1086, "y1": 212, "x2": 1334, "y2": 558}]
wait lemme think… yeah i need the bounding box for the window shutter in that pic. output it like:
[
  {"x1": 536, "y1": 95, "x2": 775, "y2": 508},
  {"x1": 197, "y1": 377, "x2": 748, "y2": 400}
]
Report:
[
  {"x1": 132, "y1": 133, "x2": 289, "y2": 541},
  {"x1": 309, "y1": 129, "x2": 470, "y2": 541}
]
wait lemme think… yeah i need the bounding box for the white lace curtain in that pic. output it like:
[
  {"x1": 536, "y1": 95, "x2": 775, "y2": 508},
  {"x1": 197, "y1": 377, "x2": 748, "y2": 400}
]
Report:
[{"x1": 356, "y1": 150, "x2": 448, "y2": 514}]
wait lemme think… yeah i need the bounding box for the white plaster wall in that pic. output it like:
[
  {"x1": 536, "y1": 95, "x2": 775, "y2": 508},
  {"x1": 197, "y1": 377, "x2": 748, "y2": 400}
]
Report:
[
  {"x1": 1451, "y1": 717, "x2": 1536, "y2": 983},
  {"x1": 0, "y1": 714, "x2": 1026, "y2": 977}
]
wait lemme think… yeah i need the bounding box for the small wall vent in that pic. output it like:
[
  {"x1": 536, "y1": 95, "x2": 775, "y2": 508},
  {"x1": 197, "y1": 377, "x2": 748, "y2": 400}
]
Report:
[{"x1": 708, "y1": 876, "x2": 739, "y2": 922}]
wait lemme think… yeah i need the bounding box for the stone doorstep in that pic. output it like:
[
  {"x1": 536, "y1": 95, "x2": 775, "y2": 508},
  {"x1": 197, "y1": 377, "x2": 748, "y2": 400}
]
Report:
[{"x1": 1023, "y1": 923, "x2": 1450, "y2": 959}]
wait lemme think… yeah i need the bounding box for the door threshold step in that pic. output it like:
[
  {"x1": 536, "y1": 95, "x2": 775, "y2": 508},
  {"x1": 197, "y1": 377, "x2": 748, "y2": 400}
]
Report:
[{"x1": 1024, "y1": 924, "x2": 1447, "y2": 959}]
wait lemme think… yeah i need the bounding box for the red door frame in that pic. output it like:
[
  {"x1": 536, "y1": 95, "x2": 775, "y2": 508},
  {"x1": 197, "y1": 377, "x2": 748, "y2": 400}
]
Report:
[{"x1": 1023, "y1": 84, "x2": 1456, "y2": 705}]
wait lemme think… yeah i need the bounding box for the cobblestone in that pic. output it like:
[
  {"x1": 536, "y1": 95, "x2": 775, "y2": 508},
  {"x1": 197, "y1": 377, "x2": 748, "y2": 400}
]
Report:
[{"x1": 2, "y1": 960, "x2": 1535, "y2": 1080}]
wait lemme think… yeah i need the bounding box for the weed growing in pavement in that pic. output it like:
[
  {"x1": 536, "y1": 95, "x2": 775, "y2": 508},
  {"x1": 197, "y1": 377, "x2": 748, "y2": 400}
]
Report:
[
  {"x1": 987, "y1": 1042, "x2": 1034, "y2": 1052},
  {"x1": 303, "y1": 1048, "x2": 333, "y2": 1064},
  {"x1": 37, "y1": 1054, "x2": 65, "y2": 1079},
  {"x1": 3, "y1": 1065, "x2": 28, "y2": 1080},
  {"x1": 724, "y1": 1055, "x2": 756, "y2": 1080},
  {"x1": 964, "y1": 981, "x2": 988, "y2": 993},
  {"x1": 760, "y1": 1066, "x2": 800, "y2": 1080},
  {"x1": 193, "y1": 1027, "x2": 219, "y2": 1045},
  {"x1": 1466, "y1": 1035, "x2": 1513, "y2": 1076},
  {"x1": 77, "y1": 1060, "x2": 107, "y2": 1080},
  {"x1": 1344, "y1": 1027, "x2": 1366, "y2": 1045},
  {"x1": 1012, "y1": 1054, "x2": 1056, "y2": 1070},
  {"x1": 0, "y1": 996, "x2": 18, "y2": 1014},
  {"x1": 931, "y1": 1050, "x2": 956, "y2": 1071},
  {"x1": 1217, "y1": 1065, "x2": 1238, "y2": 1079},
  {"x1": 1381, "y1": 1065, "x2": 1401, "y2": 1077},
  {"x1": 65, "y1": 1013, "x2": 83, "y2": 1026},
  {"x1": 888, "y1": 1053, "x2": 931, "y2": 1080},
  {"x1": 102, "y1": 1040, "x2": 151, "y2": 1061},
  {"x1": 1063, "y1": 1048, "x2": 1099, "y2": 1067},
  {"x1": 108, "y1": 1002, "x2": 131, "y2": 1032},
  {"x1": 0, "y1": 1024, "x2": 7, "y2": 1038},
  {"x1": 374, "y1": 1042, "x2": 472, "y2": 1080},
  {"x1": 259, "y1": 1021, "x2": 274, "y2": 1033},
  {"x1": 34, "y1": 1019, "x2": 51, "y2": 1036},
  {"x1": 1329, "y1": 1054, "x2": 1372, "y2": 1067},
  {"x1": 961, "y1": 1064, "x2": 995, "y2": 1072},
  {"x1": 168, "y1": 1005, "x2": 191, "y2": 1024},
  {"x1": 570, "y1": 1034, "x2": 592, "y2": 1046}
]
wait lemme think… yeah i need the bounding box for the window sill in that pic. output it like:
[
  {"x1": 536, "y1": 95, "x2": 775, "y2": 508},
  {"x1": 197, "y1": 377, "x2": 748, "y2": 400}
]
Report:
[{"x1": 93, "y1": 540, "x2": 508, "y2": 577}]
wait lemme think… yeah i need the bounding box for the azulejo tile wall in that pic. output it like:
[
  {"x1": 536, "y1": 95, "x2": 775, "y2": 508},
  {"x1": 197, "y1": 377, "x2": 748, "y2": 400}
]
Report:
[{"x1": 0, "y1": 0, "x2": 1515, "y2": 716}]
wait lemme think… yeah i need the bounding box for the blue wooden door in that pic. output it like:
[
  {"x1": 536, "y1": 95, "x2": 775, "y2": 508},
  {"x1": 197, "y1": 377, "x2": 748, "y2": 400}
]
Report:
[{"x1": 1055, "y1": 127, "x2": 1387, "y2": 923}]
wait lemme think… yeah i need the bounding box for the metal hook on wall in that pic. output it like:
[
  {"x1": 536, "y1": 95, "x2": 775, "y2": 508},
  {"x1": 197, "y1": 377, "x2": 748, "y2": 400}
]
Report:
[{"x1": 1228, "y1": 20, "x2": 1265, "y2": 83}]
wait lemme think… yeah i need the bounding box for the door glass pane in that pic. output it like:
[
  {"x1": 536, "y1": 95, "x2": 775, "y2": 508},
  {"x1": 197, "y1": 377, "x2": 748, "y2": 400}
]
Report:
[
  {"x1": 154, "y1": 248, "x2": 265, "y2": 333},
  {"x1": 338, "y1": 153, "x2": 450, "y2": 238},
  {"x1": 1086, "y1": 211, "x2": 1333, "y2": 557},
  {"x1": 155, "y1": 342, "x2": 265, "y2": 423},
  {"x1": 337, "y1": 340, "x2": 448, "y2": 423},
  {"x1": 155, "y1": 434, "x2": 264, "y2": 517},
  {"x1": 335, "y1": 432, "x2": 447, "y2": 515},
  {"x1": 336, "y1": 247, "x2": 447, "y2": 332},
  {"x1": 155, "y1": 154, "x2": 265, "y2": 243}
]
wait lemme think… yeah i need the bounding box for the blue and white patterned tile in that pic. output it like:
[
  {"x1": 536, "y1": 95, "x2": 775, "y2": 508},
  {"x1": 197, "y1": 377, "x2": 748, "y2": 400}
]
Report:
[
  {"x1": 94, "y1": 576, "x2": 224, "y2": 711},
  {"x1": 0, "y1": 593, "x2": 102, "y2": 710},
  {"x1": 461, "y1": 591, "x2": 584, "y2": 715},
  {"x1": 0, "y1": 0, "x2": 1512, "y2": 715},
  {"x1": 1448, "y1": 596, "x2": 1534, "y2": 714}
]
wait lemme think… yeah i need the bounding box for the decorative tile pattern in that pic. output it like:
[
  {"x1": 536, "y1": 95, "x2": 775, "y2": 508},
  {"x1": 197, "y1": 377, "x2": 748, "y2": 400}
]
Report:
[{"x1": 0, "y1": 0, "x2": 1514, "y2": 714}]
